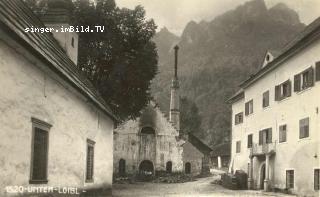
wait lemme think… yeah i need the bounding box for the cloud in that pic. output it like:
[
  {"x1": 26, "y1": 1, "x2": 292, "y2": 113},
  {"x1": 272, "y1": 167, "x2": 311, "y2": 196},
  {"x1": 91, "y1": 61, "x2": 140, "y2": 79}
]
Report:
[{"x1": 115, "y1": 0, "x2": 320, "y2": 35}]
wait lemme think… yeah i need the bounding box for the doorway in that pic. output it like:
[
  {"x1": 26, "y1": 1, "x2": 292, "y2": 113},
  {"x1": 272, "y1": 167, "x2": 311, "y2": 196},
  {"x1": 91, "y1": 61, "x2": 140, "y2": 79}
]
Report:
[
  {"x1": 260, "y1": 163, "x2": 266, "y2": 189},
  {"x1": 185, "y1": 162, "x2": 191, "y2": 174}
]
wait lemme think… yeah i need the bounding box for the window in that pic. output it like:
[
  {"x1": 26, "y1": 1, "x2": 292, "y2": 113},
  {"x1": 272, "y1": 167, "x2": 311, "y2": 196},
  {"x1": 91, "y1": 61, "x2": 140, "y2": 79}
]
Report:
[
  {"x1": 71, "y1": 37, "x2": 74, "y2": 48},
  {"x1": 259, "y1": 128, "x2": 272, "y2": 145},
  {"x1": 316, "y1": 62, "x2": 320, "y2": 82},
  {"x1": 279, "y1": 125, "x2": 287, "y2": 143},
  {"x1": 30, "y1": 118, "x2": 51, "y2": 184},
  {"x1": 299, "y1": 118, "x2": 309, "y2": 139},
  {"x1": 119, "y1": 159, "x2": 126, "y2": 176},
  {"x1": 275, "y1": 80, "x2": 291, "y2": 101},
  {"x1": 286, "y1": 170, "x2": 294, "y2": 189},
  {"x1": 86, "y1": 139, "x2": 95, "y2": 182},
  {"x1": 236, "y1": 141, "x2": 241, "y2": 153},
  {"x1": 247, "y1": 134, "x2": 253, "y2": 148},
  {"x1": 294, "y1": 67, "x2": 315, "y2": 92},
  {"x1": 262, "y1": 91, "x2": 269, "y2": 108},
  {"x1": 315, "y1": 169, "x2": 320, "y2": 190},
  {"x1": 235, "y1": 112, "x2": 243, "y2": 125},
  {"x1": 245, "y1": 100, "x2": 253, "y2": 116}
]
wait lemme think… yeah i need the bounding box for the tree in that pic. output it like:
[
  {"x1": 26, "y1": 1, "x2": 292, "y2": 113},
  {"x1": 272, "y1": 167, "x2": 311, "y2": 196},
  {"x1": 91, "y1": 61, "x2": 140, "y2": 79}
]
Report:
[
  {"x1": 180, "y1": 96, "x2": 203, "y2": 137},
  {"x1": 26, "y1": 0, "x2": 158, "y2": 122}
]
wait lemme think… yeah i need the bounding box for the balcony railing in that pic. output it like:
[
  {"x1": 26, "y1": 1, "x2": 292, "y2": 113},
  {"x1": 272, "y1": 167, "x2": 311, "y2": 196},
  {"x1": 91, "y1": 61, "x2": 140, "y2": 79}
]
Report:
[{"x1": 250, "y1": 142, "x2": 276, "y2": 156}]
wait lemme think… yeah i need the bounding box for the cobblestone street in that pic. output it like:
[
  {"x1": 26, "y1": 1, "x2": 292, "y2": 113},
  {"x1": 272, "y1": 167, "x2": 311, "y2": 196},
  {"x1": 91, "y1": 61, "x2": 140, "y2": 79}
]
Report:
[{"x1": 112, "y1": 176, "x2": 295, "y2": 197}]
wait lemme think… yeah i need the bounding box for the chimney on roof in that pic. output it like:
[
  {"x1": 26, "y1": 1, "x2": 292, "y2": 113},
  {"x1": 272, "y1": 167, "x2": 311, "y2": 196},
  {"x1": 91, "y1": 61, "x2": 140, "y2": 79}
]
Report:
[{"x1": 41, "y1": 0, "x2": 78, "y2": 65}]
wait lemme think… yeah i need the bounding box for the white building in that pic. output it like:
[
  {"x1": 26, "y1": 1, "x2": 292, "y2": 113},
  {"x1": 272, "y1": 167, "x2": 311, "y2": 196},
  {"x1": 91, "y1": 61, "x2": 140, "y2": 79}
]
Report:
[
  {"x1": 0, "y1": 1, "x2": 116, "y2": 196},
  {"x1": 228, "y1": 17, "x2": 320, "y2": 196}
]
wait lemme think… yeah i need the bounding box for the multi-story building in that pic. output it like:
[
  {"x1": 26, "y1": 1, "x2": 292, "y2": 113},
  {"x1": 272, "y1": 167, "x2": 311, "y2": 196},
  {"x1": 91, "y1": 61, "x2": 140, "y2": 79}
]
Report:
[{"x1": 228, "y1": 17, "x2": 320, "y2": 196}]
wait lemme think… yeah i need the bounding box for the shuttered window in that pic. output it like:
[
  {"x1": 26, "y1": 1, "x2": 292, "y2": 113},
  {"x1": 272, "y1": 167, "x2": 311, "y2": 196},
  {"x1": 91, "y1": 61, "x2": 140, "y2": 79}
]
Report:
[
  {"x1": 316, "y1": 62, "x2": 320, "y2": 82},
  {"x1": 275, "y1": 80, "x2": 291, "y2": 101},
  {"x1": 259, "y1": 128, "x2": 272, "y2": 145},
  {"x1": 315, "y1": 169, "x2": 320, "y2": 190},
  {"x1": 86, "y1": 139, "x2": 95, "y2": 182},
  {"x1": 235, "y1": 112, "x2": 243, "y2": 125},
  {"x1": 247, "y1": 134, "x2": 253, "y2": 148},
  {"x1": 245, "y1": 100, "x2": 253, "y2": 115},
  {"x1": 294, "y1": 67, "x2": 315, "y2": 92},
  {"x1": 30, "y1": 118, "x2": 51, "y2": 184},
  {"x1": 262, "y1": 91, "x2": 269, "y2": 108},
  {"x1": 279, "y1": 125, "x2": 287, "y2": 143},
  {"x1": 236, "y1": 141, "x2": 241, "y2": 153},
  {"x1": 286, "y1": 170, "x2": 294, "y2": 189},
  {"x1": 299, "y1": 118, "x2": 309, "y2": 139}
]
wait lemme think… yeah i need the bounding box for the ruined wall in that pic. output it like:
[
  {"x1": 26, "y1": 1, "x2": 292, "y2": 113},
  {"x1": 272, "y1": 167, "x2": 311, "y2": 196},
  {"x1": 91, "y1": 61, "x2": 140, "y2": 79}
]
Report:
[
  {"x1": 0, "y1": 37, "x2": 113, "y2": 196},
  {"x1": 182, "y1": 141, "x2": 204, "y2": 175},
  {"x1": 113, "y1": 104, "x2": 184, "y2": 175}
]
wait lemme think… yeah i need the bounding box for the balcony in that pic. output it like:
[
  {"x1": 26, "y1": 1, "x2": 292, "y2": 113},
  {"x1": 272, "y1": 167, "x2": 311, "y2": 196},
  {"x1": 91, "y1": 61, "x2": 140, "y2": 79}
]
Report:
[{"x1": 250, "y1": 142, "x2": 276, "y2": 156}]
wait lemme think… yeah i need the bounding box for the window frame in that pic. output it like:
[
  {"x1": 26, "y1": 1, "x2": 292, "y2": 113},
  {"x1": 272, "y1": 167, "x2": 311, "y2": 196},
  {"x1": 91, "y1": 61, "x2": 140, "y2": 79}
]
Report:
[
  {"x1": 247, "y1": 134, "x2": 253, "y2": 148},
  {"x1": 236, "y1": 141, "x2": 241, "y2": 153},
  {"x1": 315, "y1": 168, "x2": 320, "y2": 191},
  {"x1": 294, "y1": 67, "x2": 315, "y2": 92},
  {"x1": 279, "y1": 124, "x2": 287, "y2": 143},
  {"x1": 286, "y1": 170, "x2": 294, "y2": 189},
  {"x1": 299, "y1": 117, "x2": 310, "y2": 139},
  {"x1": 275, "y1": 80, "x2": 291, "y2": 101},
  {"x1": 86, "y1": 139, "x2": 95, "y2": 183},
  {"x1": 235, "y1": 112, "x2": 244, "y2": 125},
  {"x1": 245, "y1": 100, "x2": 253, "y2": 116},
  {"x1": 29, "y1": 118, "x2": 52, "y2": 184},
  {"x1": 262, "y1": 91, "x2": 269, "y2": 108}
]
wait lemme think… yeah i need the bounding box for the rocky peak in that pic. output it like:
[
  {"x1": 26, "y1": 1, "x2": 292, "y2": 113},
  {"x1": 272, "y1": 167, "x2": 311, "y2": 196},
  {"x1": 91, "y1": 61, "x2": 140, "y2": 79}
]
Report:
[{"x1": 268, "y1": 3, "x2": 301, "y2": 25}]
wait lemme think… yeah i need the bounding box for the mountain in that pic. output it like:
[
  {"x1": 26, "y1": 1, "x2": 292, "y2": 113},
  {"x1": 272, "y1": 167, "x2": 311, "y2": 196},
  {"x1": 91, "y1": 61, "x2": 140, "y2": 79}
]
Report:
[{"x1": 151, "y1": 0, "x2": 305, "y2": 146}]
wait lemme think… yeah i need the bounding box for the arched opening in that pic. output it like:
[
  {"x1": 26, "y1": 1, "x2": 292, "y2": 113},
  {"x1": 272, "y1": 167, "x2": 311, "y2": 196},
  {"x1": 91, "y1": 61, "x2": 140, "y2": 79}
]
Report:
[
  {"x1": 141, "y1": 127, "x2": 155, "y2": 135},
  {"x1": 139, "y1": 160, "x2": 154, "y2": 175},
  {"x1": 185, "y1": 162, "x2": 191, "y2": 174},
  {"x1": 166, "y1": 161, "x2": 172, "y2": 173},
  {"x1": 119, "y1": 159, "x2": 126, "y2": 176},
  {"x1": 260, "y1": 163, "x2": 266, "y2": 189}
]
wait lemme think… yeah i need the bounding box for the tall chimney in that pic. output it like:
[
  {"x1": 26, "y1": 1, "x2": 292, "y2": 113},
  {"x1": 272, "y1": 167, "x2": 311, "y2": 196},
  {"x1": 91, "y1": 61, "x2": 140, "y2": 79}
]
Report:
[
  {"x1": 41, "y1": 0, "x2": 78, "y2": 65},
  {"x1": 169, "y1": 45, "x2": 180, "y2": 132}
]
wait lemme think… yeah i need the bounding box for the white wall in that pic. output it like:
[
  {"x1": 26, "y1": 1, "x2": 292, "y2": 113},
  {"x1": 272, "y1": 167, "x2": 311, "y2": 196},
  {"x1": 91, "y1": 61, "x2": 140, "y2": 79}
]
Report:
[
  {"x1": 231, "y1": 38, "x2": 320, "y2": 195},
  {"x1": 0, "y1": 36, "x2": 113, "y2": 196}
]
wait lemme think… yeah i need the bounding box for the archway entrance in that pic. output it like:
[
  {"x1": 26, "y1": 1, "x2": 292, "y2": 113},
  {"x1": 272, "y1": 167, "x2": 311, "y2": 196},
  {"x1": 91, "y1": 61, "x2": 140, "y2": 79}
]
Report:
[
  {"x1": 139, "y1": 160, "x2": 154, "y2": 175},
  {"x1": 185, "y1": 162, "x2": 191, "y2": 174},
  {"x1": 260, "y1": 163, "x2": 266, "y2": 190},
  {"x1": 119, "y1": 159, "x2": 126, "y2": 176},
  {"x1": 166, "y1": 161, "x2": 172, "y2": 173}
]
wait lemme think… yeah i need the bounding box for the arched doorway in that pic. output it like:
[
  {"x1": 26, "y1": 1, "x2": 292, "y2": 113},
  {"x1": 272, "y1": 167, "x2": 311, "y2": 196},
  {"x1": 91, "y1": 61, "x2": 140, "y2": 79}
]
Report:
[
  {"x1": 260, "y1": 163, "x2": 266, "y2": 189},
  {"x1": 141, "y1": 127, "x2": 155, "y2": 135},
  {"x1": 139, "y1": 160, "x2": 154, "y2": 175},
  {"x1": 185, "y1": 162, "x2": 191, "y2": 174},
  {"x1": 119, "y1": 159, "x2": 126, "y2": 176},
  {"x1": 166, "y1": 161, "x2": 172, "y2": 173}
]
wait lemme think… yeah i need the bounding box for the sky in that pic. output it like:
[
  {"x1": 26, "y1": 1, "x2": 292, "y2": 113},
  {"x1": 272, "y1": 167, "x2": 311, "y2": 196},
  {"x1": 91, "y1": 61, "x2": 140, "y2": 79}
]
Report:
[{"x1": 115, "y1": 0, "x2": 320, "y2": 36}]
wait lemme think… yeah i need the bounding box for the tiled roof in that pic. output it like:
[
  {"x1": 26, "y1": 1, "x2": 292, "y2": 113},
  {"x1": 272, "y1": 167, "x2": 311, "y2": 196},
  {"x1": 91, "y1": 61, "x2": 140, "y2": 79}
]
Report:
[
  {"x1": 240, "y1": 17, "x2": 320, "y2": 88},
  {"x1": 0, "y1": 0, "x2": 117, "y2": 121}
]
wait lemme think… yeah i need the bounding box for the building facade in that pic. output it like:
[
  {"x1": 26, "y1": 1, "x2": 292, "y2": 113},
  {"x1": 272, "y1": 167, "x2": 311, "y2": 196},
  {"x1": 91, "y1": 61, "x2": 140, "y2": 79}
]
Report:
[
  {"x1": 229, "y1": 17, "x2": 320, "y2": 196},
  {"x1": 0, "y1": 1, "x2": 115, "y2": 196}
]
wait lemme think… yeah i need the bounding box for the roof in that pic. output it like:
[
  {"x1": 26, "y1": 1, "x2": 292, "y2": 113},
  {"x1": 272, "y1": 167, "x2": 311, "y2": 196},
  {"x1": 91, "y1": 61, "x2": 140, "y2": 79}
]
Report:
[
  {"x1": 227, "y1": 88, "x2": 244, "y2": 104},
  {"x1": 240, "y1": 17, "x2": 320, "y2": 89},
  {"x1": 0, "y1": 0, "x2": 117, "y2": 121},
  {"x1": 188, "y1": 133, "x2": 212, "y2": 154},
  {"x1": 210, "y1": 143, "x2": 231, "y2": 157}
]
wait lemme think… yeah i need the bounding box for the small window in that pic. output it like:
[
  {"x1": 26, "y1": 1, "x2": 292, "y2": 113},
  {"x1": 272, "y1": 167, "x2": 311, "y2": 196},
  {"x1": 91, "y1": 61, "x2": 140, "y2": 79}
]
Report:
[
  {"x1": 294, "y1": 67, "x2": 314, "y2": 92},
  {"x1": 299, "y1": 118, "x2": 309, "y2": 139},
  {"x1": 279, "y1": 125, "x2": 287, "y2": 143},
  {"x1": 30, "y1": 118, "x2": 51, "y2": 184},
  {"x1": 262, "y1": 91, "x2": 269, "y2": 108},
  {"x1": 247, "y1": 134, "x2": 253, "y2": 148},
  {"x1": 275, "y1": 80, "x2": 291, "y2": 101},
  {"x1": 315, "y1": 169, "x2": 320, "y2": 190},
  {"x1": 286, "y1": 170, "x2": 294, "y2": 189},
  {"x1": 71, "y1": 37, "x2": 74, "y2": 48},
  {"x1": 86, "y1": 139, "x2": 95, "y2": 182},
  {"x1": 236, "y1": 141, "x2": 241, "y2": 153},
  {"x1": 245, "y1": 100, "x2": 253, "y2": 116},
  {"x1": 235, "y1": 112, "x2": 243, "y2": 125},
  {"x1": 316, "y1": 62, "x2": 320, "y2": 82}
]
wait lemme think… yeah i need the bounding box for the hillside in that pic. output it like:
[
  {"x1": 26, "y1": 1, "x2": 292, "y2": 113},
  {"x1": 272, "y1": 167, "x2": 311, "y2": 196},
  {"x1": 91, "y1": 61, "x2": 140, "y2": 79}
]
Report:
[{"x1": 151, "y1": 0, "x2": 305, "y2": 146}]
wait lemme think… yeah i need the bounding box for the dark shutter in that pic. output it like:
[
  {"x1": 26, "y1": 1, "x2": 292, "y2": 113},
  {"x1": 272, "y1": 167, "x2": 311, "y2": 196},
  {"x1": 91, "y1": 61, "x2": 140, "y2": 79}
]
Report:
[
  {"x1": 259, "y1": 130, "x2": 263, "y2": 145},
  {"x1": 315, "y1": 169, "x2": 320, "y2": 190},
  {"x1": 267, "y1": 128, "x2": 272, "y2": 143},
  {"x1": 316, "y1": 62, "x2": 320, "y2": 82},
  {"x1": 286, "y1": 80, "x2": 292, "y2": 97},
  {"x1": 275, "y1": 85, "x2": 280, "y2": 101},
  {"x1": 86, "y1": 145, "x2": 94, "y2": 181},
  {"x1": 245, "y1": 102, "x2": 249, "y2": 116},
  {"x1": 294, "y1": 74, "x2": 301, "y2": 92},
  {"x1": 308, "y1": 67, "x2": 315, "y2": 87},
  {"x1": 31, "y1": 128, "x2": 48, "y2": 181}
]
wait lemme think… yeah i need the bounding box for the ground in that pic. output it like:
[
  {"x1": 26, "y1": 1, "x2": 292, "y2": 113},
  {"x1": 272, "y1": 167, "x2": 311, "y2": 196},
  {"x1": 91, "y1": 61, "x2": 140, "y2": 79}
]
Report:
[{"x1": 112, "y1": 176, "x2": 294, "y2": 197}]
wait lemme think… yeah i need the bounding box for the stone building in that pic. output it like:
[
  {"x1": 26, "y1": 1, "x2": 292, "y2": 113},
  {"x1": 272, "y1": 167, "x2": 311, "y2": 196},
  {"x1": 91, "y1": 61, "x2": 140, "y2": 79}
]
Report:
[
  {"x1": 228, "y1": 17, "x2": 320, "y2": 196},
  {"x1": 0, "y1": 1, "x2": 116, "y2": 196}
]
